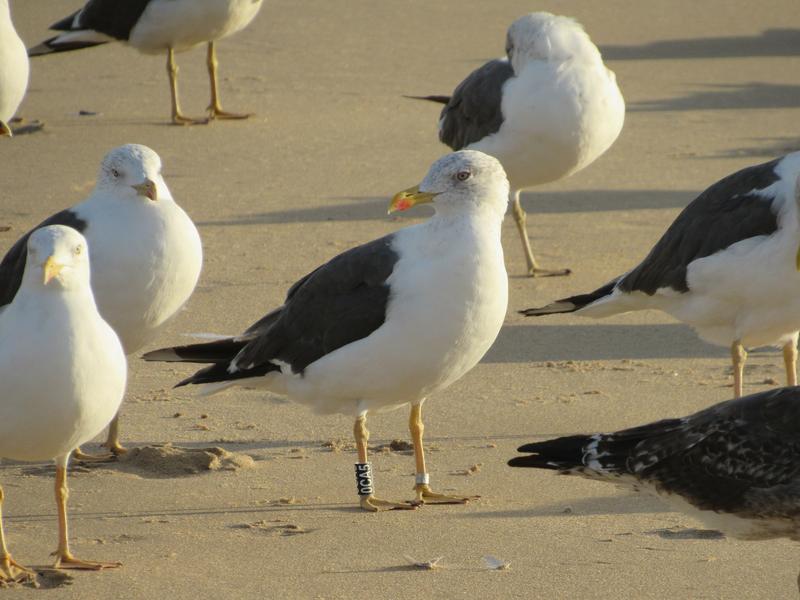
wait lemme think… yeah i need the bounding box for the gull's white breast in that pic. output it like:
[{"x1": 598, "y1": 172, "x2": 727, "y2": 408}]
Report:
[
  {"x1": 0, "y1": 290, "x2": 126, "y2": 462},
  {"x1": 76, "y1": 194, "x2": 202, "y2": 354}
]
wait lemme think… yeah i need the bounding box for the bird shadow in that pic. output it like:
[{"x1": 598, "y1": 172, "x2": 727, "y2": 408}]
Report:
[
  {"x1": 483, "y1": 323, "x2": 730, "y2": 363},
  {"x1": 600, "y1": 29, "x2": 800, "y2": 60},
  {"x1": 3, "y1": 500, "x2": 354, "y2": 525},
  {"x1": 704, "y1": 136, "x2": 800, "y2": 159},
  {"x1": 196, "y1": 189, "x2": 693, "y2": 227},
  {"x1": 630, "y1": 82, "x2": 800, "y2": 112},
  {"x1": 457, "y1": 493, "x2": 666, "y2": 519}
]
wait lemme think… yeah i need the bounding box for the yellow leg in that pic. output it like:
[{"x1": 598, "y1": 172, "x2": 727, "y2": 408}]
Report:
[
  {"x1": 353, "y1": 415, "x2": 415, "y2": 512},
  {"x1": 167, "y1": 48, "x2": 207, "y2": 125},
  {"x1": 783, "y1": 338, "x2": 798, "y2": 387},
  {"x1": 0, "y1": 485, "x2": 34, "y2": 585},
  {"x1": 731, "y1": 340, "x2": 747, "y2": 399},
  {"x1": 410, "y1": 403, "x2": 478, "y2": 505},
  {"x1": 52, "y1": 464, "x2": 121, "y2": 571},
  {"x1": 511, "y1": 191, "x2": 570, "y2": 278},
  {"x1": 100, "y1": 415, "x2": 127, "y2": 456},
  {"x1": 206, "y1": 42, "x2": 251, "y2": 120}
]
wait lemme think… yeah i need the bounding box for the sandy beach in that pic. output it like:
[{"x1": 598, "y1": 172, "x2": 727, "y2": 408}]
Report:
[{"x1": 3, "y1": 0, "x2": 800, "y2": 597}]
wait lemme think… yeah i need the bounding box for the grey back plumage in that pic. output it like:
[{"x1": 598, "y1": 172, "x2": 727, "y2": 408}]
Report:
[
  {"x1": 618, "y1": 157, "x2": 782, "y2": 295},
  {"x1": 52, "y1": 0, "x2": 152, "y2": 40},
  {"x1": 147, "y1": 234, "x2": 401, "y2": 387},
  {"x1": 520, "y1": 156, "x2": 786, "y2": 317},
  {"x1": 438, "y1": 59, "x2": 514, "y2": 151}
]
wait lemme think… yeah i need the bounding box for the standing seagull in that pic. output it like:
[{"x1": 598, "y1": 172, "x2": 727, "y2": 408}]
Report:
[
  {"x1": 413, "y1": 12, "x2": 624, "y2": 277},
  {"x1": 28, "y1": 0, "x2": 264, "y2": 124},
  {"x1": 509, "y1": 386, "x2": 800, "y2": 593},
  {"x1": 0, "y1": 0, "x2": 28, "y2": 136},
  {"x1": 145, "y1": 151, "x2": 509, "y2": 511},
  {"x1": 520, "y1": 153, "x2": 800, "y2": 398},
  {"x1": 0, "y1": 226, "x2": 126, "y2": 582},
  {"x1": 0, "y1": 144, "x2": 202, "y2": 457}
]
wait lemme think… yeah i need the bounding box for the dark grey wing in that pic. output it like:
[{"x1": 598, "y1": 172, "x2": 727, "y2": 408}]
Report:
[
  {"x1": 633, "y1": 388, "x2": 800, "y2": 517},
  {"x1": 52, "y1": 0, "x2": 152, "y2": 40},
  {"x1": 146, "y1": 234, "x2": 400, "y2": 387},
  {"x1": 233, "y1": 234, "x2": 399, "y2": 374},
  {"x1": 618, "y1": 157, "x2": 783, "y2": 295},
  {"x1": 438, "y1": 59, "x2": 514, "y2": 150},
  {"x1": 0, "y1": 209, "x2": 88, "y2": 307}
]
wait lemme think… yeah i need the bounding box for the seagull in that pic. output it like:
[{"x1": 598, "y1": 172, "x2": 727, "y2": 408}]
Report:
[
  {"x1": 0, "y1": 144, "x2": 202, "y2": 457},
  {"x1": 411, "y1": 12, "x2": 625, "y2": 277},
  {"x1": 509, "y1": 386, "x2": 800, "y2": 593},
  {"x1": 28, "y1": 0, "x2": 264, "y2": 124},
  {"x1": 521, "y1": 153, "x2": 800, "y2": 399},
  {"x1": 0, "y1": 0, "x2": 29, "y2": 136},
  {"x1": 144, "y1": 150, "x2": 510, "y2": 512},
  {"x1": 0, "y1": 225, "x2": 126, "y2": 582}
]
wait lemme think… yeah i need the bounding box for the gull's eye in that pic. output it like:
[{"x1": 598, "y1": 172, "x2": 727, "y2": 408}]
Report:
[
  {"x1": 110, "y1": 168, "x2": 121, "y2": 179},
  {"x1": 74, "y1": 244, "x2": 83, "y2": 256},
  {"x1": 456, "y1": 170, "x2": 471, "y2": 182}
]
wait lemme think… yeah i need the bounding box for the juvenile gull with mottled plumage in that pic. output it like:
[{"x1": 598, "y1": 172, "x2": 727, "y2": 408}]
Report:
[
  {"x1": 412, "y1": 12, "x2": 625, "y2": 277},
  {"x1": 509, "y1": 386, "x2": 800, "y2": 593},
  {"x1": 28, "y1": 0, "x2": 264, "y2": 124},
  {"x1": 145, "y1": 150, "x2": 509, "y2": 512},
  {"x1": 521, "y1": 153, "x2": 800, "y2": 398}
]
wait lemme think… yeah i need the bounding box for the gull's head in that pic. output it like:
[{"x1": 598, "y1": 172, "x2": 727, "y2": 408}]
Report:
[
  {"x1": 389, "y1": 151, "x2": 509, "y2": 218},
  {"x1": 505, "y1": 12, "x2": 598, "y2": 72},
  {"x1": 25, "y1": 225, "x2": 90, "y2": 291},
  {"x1": 96, "y1": 144, "x2": 167, "y2": 203}
]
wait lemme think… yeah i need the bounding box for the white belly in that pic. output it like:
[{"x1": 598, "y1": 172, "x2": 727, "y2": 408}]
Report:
[
  {"x1": 0, "y1": 300, "x2": 126, "y2": 462},
  {"x1": 664, "y1": 230, "x2": 800, "y2": 348},
  {"x1": 130, "y1": 0, "x2": 264, "y2": 53},
  {"x1": 0, "y1": 20, "x2": 28, "y2": 122}
]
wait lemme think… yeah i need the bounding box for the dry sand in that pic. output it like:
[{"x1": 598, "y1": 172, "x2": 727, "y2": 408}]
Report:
[{"x1": 3, "y1": 0, "x2": 800, "y2": 597}]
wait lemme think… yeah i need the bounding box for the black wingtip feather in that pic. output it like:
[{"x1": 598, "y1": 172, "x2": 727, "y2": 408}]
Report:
[
  {"x1": 174, "y1": 361, "x2": 280, "y2": 388},
  {"x1": 507, "y1": 455, "x2": 563, "y2": 469},
  {"x1": 403, "y1": 94, "x2": 451, "y2": 105},
  {"x1": 28, "y1": 38, "x2": 108, "y2": 57},
  {"x1": 143, "y1": 338, "x2": 246, "y2": 364},
  {"x1": 519, "y1": 280, "x2": 618, "y2": 317},
  {"x1": 510, "y1": 435, "x2": 593, "y2": 469}
]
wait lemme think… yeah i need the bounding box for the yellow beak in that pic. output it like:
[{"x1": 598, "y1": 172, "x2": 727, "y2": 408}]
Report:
[
  {"x1": 0, "y1": 120, "x2": 11, "y2": 137},
  {"x1": 388, "y1": 186, "x2": 438, "y2": 214},
  {"x1": 43, "y1": 256, "x2": 63, "y2": 285},
  {"x1": 131, "y1": 178, "x2": 158, "y2": 201}
]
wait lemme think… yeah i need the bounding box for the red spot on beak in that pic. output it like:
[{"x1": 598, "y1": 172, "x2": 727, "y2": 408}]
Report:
[{"x1": 396, "y1": 199, "x2": 412, "y2": 211}]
